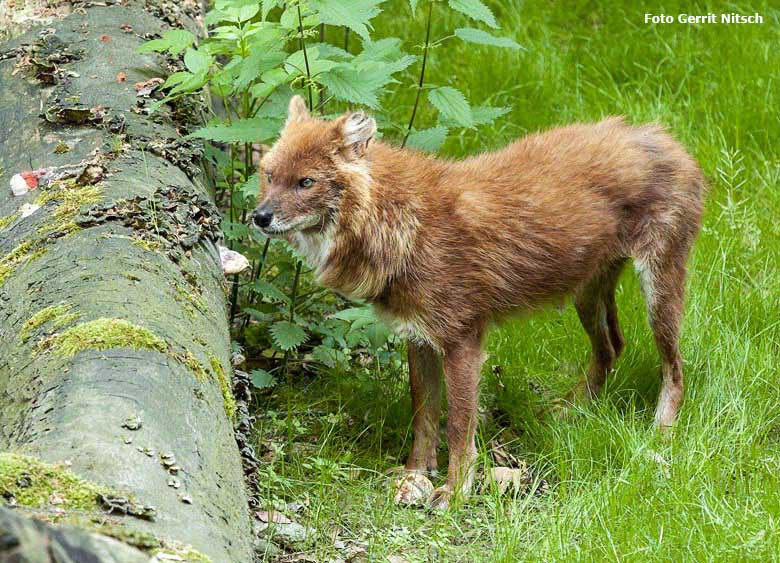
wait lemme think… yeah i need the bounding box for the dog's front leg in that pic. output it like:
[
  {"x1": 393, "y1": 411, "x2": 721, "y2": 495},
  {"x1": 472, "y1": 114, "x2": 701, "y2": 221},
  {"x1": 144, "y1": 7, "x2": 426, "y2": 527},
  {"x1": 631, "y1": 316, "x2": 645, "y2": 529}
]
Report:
[
  {"x1": 428, "y1": 330, "x2": 485, "y2": 510},
  {"x1": 406, "y1": 341, "x2": 443, "y2": 473}
]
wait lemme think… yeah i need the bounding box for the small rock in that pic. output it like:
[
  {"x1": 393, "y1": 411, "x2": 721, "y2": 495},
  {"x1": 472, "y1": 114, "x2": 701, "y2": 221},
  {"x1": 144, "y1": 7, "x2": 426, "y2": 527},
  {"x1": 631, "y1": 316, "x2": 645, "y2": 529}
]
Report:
[
  {"x1": 219, "y1": 245, "x2": 249, "y2": 275},
  {"x1": 178, "y1": 493, "x2": 192, "y2": 504},
  {"x1": 259, "y1": 520, "x2": 310, "y2": 551},
  {"x1": 393, "y1": 472, "x2": 433, "y2": 506},
  {"x1": 49, "y1": 492, "x2": 66, "y2": 505},
  {"x1": 167, "y1": 477, "x2": 181, "y2": 489}
]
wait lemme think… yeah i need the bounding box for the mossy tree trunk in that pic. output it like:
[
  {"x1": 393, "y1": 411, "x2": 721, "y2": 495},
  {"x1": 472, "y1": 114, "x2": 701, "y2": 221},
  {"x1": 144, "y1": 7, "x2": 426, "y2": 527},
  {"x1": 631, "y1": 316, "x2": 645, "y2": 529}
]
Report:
[{"x1": 0, "y1": 1, "x2": 254, "y2": 561}]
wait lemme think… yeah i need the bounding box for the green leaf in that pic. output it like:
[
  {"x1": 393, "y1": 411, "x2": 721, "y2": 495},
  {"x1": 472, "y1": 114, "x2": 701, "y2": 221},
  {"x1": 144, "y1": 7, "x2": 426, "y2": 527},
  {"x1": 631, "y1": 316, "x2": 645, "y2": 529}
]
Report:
[
  {"x1": 454, "y1": 27, "x2": 522, "y2": 49},
  {"x1": 250, "y1": 368, "x2": 276, "y2": 389},
  {"x1": 311, "y1": 345, "x2": 338, "y2": 368},
  {"x1": 406, "y1": 126, "x2": 448, "y2": 152},
  {"x1": 270, "y1": 321, "x2": 308, "y2": 351},
  {"x1": 183, "y1": 48, "x2": 211, "y2": 74},
  {"x1": 137, "y1": 29, "x2": 195, "y2": 55},
  {"x1": 308, "y1": 42, "x2": 354, "y2": 61},
  {"x1": 331, "y1": 306, "x2": 376, "y2": 323},
  {"x1": 309, "y1": 0, "x2": 383, "y2": 40},
  {"x1": 249, "y1": 280, "x2": 290, "y2": 304},
  {"x1": 237, "y1": 47, "x2": 287, "y2": 89},
  {"x1": 237, "y1": 3, "x2": 259, "y2": 22},
  {"x1": 286, "y1": 50, "x2": 339, "y2": 78},
  {"x1": 167, "y1": 70, "x2": 208, "y2": 96},
  {"x1": 237, "y1": 173, "x2": 260, "y2": 202},
  {"x1": 448, "y1": 0, "x2": 498, "y2": 28},
  {"x1": 428, "y1": 86, "x2": 473, "y2": 127},
  {"x1": 189, "y1": 118, "x2": 278, "y2": 143},
  {"x1": 262, "y1": 0, "x2": 284, "y2": 19},
  {"x1": 472, "y1": 105, "x2": 511, "y2": 125},
  {"x1": 319, "y1": 66, "x2": 380, "y2": 107}
]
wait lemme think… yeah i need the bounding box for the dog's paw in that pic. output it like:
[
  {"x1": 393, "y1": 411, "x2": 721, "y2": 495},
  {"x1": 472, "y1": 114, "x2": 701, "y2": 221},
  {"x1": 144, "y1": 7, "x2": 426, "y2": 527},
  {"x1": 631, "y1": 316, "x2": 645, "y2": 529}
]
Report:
[
  {"x1": 393, "y1": 472, "x2": 433, "y2": 506},
  {"x1": 427, "y1": 485, "x2": 453, "y2": 511}
]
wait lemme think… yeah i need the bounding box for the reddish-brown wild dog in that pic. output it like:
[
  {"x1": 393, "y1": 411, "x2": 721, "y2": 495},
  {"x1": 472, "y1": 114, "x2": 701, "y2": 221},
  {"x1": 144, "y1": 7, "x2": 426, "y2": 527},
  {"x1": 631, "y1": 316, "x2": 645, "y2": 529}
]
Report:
[{"x1": 253, "y1": 95, "x2": 706, "y2": 509}]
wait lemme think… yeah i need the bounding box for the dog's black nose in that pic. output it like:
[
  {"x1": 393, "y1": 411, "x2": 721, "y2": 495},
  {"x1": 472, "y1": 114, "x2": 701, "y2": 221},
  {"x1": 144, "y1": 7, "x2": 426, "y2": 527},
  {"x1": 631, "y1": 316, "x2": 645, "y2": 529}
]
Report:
[{"x1": 252, "y1": 207, "x2": 273, "y2": 229}]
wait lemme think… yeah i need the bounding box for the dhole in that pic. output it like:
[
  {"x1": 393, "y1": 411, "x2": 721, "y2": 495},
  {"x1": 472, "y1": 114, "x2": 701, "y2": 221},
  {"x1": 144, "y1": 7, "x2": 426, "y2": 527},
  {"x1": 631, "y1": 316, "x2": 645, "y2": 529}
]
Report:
[{"x1": 253, "y1": 95, "x2": 706, "y2": 509}]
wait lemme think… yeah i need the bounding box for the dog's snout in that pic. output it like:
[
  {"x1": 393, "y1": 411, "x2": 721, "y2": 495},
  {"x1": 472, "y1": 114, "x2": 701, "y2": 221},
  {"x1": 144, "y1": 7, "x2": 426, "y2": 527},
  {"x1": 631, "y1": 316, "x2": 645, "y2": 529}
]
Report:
[{"x1": 252, "y1": 206, "x2": 273, "y2": 229}]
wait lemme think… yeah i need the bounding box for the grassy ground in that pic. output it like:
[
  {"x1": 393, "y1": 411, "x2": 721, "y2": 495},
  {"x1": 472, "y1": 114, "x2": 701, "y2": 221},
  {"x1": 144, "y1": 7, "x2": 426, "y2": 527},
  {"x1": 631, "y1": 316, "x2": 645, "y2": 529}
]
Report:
[{"x1": 253, "y1": 1, "x2": 780, "y2": 560}]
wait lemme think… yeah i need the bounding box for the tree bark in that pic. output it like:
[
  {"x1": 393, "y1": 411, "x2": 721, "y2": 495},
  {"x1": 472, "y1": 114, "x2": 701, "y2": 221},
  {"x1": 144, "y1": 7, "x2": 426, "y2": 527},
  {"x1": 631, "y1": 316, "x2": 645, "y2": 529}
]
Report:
[{"x1": 0, "y1": 2, "x2": 253, "y2": 561}]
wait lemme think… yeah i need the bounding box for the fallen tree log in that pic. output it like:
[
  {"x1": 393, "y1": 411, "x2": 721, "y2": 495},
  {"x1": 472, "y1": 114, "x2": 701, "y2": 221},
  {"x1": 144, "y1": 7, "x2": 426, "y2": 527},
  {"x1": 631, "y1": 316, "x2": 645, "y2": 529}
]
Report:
[{"x1": 0, "y1": 1, "x2": 254, "y2": 561}]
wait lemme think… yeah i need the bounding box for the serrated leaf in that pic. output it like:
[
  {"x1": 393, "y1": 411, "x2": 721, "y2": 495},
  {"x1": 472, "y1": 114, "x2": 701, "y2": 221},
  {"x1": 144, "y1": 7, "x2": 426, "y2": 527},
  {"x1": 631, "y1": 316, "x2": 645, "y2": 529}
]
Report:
[
  {"x1": 184, "y1": 48, "x2": 211, "y2": 74},
  {"x1": 270, "y1": 321, "x2": 308, "y2": 351},
  {"x1": 448, "y1": 0, "x2": 498, "y2": 28},
  {"x1": 406, "y1": 126, "x2": 448, "y2": 152},
  {"x1": 311, "y1": 345, "x2": 338, "y2": 368},
  {"x1": 472, "y1": 105, "x2": 511, "y2": 125},
  {"x1": 331, "y1": 306, "x2": 376, "y2": 322},
  {"x1": 308, "y1": 42, "x2": 354, "y2": 61},
  {"x1": 428, "y1": 86, "x2": 473, "y2": 127},
  {"x1": 138, "y1": 29, "x2": 195, "y2": 55},
  {"x1": 319, "y1": 66, "x2": 379, "y2": 107},
  {"x1": 355, "y1": 37, "x2": 403, "y2": 62},
  {"x1": 250, "y1": 280, "x2": 290, "y2": 304},
  {"x1": 285, "y1": 48, "x2": 339, "y2": 78},
  {"x1": 250, "y1": 368, "x2": 277, "y2": 389},
  {"x1": 237, "y1": 173, "x2": 260, "y2": 202},
  {"x1": 189, "y1": 118, "x2": 278, "y2": 143},
  {"x1": 309, "y1": 0, "x2": 383, "y2": 40},
  {"x1": 454, "y1": 27, "x2": 522, "y2": 49}
]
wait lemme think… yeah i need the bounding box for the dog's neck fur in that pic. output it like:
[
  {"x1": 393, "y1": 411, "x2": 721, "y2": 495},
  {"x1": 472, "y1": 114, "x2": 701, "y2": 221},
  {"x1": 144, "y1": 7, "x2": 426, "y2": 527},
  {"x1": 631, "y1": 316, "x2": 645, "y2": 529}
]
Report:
[{"x1": 295, "y1": 142, "x2": 440, "y2": 301}]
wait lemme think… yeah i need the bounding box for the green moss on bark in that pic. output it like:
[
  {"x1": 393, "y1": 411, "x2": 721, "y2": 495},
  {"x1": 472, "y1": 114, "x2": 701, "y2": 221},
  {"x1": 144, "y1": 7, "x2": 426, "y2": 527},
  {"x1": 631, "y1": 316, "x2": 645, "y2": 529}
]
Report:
[
  {"x1": 209, "y1": 354, "x2": 235, "y2": 421},
  {"x1": 35, "y1": 178, "x2": 102, "y2": 237},
  {"x1": 0, "y1": 212, "x2": 19, "y2": 230},
  {"x1": 48, "y1": 318, "x2": 167, "y2": 358},
  {"x1": 0, "y1": 453, "x2": 106, "y2": 512},
  {"x1": 20, "y1": 303, "x2": 81, "y2": 343},
  {"x1": 0, "y1": 241, "x2": 48, "y2": 287}
]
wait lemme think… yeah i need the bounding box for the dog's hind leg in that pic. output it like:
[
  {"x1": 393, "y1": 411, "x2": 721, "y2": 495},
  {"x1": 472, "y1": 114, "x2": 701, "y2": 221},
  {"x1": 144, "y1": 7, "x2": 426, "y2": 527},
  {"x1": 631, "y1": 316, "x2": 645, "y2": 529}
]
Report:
[
  {"x1": 636, "y1": 251, "x2": 688, "y2": 430},
  {"x1": 571, "y1": 259, "x2": 626, "y2": 400},
  {"x1": 603, "y1": 258, "x2": 628, "y2": 360}
]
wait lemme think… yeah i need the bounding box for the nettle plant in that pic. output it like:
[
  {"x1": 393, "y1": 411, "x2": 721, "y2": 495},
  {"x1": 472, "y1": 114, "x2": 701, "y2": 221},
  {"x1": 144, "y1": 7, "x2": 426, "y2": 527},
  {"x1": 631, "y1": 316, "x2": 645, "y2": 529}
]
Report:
[{"x1": 140, "y1": 0, "x2": 520, "y2": 388}]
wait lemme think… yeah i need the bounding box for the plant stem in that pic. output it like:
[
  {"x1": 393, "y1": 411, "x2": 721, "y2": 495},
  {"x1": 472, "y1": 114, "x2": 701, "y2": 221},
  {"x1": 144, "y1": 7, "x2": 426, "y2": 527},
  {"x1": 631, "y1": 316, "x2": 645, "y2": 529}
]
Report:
[
  {"x1": 296, "y1": 2, "x2": 314, "y2": 110},
  {"x1": 402, "y1": 0, "x2": 434, "y2": 147},
  {"x1": 343, "y1": 28, "x2": 350, "y2": 52},
  {"x1": 283, "y1": 260, "x2": 303, "y2": 379},
  {"x1": 288, "y1": 261, "x2": 302, "y2": 324}
]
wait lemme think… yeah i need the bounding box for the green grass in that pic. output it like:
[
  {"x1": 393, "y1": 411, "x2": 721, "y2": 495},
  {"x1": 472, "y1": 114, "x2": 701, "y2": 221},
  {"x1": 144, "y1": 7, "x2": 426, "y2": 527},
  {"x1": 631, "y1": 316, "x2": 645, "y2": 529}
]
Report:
[{"x1": 253, "y1": 1, "x2": 780, "y2": 560}]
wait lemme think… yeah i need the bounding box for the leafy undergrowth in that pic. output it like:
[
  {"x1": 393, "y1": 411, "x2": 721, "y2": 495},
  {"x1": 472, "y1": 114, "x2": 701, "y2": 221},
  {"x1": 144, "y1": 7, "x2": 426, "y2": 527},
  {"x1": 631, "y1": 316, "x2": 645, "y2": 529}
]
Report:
[{"x1": 248, "y1": 0, "x2": 780, "y2": 561}]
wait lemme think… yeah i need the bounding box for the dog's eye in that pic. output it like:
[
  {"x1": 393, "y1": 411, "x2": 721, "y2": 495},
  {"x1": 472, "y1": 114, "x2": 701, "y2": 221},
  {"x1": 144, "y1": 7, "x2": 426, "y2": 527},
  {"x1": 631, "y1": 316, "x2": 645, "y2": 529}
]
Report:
[
  {"x1": 298, "y1": 177, "x2": 315, "y2": 189},
  {"x1": 265, "y1": 172, "x2": 273, "y2": 183}
]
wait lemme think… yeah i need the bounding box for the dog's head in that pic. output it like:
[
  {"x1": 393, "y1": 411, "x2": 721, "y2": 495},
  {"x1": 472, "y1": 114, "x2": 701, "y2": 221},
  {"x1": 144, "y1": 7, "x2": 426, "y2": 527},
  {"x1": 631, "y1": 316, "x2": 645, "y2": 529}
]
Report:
[{"x1": 251, "y1": 95, "x2": 376, "y2": 236}]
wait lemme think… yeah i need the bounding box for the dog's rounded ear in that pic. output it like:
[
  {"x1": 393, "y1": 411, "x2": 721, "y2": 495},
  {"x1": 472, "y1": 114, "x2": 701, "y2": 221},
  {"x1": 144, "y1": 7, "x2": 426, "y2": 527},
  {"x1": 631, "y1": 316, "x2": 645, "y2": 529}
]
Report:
[
  {"x1": 286, "y1": 95, "x2": 310, "y2": 125},
  {"x1": 337, "y1": 111, "x2": 376, "y2": 158}
]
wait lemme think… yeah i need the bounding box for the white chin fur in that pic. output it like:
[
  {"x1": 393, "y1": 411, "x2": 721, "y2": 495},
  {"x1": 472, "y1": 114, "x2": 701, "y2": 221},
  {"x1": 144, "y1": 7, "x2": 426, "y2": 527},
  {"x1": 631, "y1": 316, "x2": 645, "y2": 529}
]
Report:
[{"x1": 262, "y1": 214, "x2": 322, "y2": 236}]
